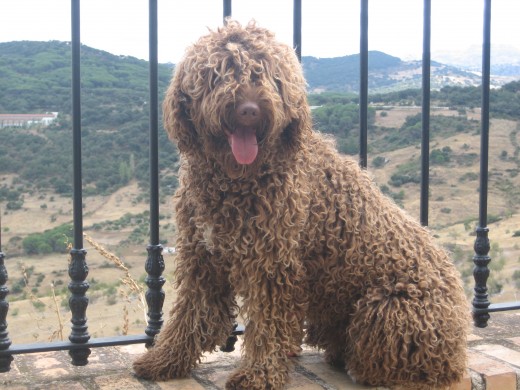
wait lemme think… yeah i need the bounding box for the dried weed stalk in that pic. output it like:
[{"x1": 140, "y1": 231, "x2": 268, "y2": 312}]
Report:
[
  {"x1": 122, "y1": 305, "x2": 129, "y2": 336},
  {"x1": 83, "y1": 233, "x2": 147, "y2": 331},
  {"x1": 48, "y1": 282, "x2": 64, "y2": 341},
  {"x1": 18, "y1": 262, "x2": 53, "y2": 341}
]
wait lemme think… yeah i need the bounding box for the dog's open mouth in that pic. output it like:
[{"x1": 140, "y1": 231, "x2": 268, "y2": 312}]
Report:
[
  {"x1": 226, "y1": 101, "x2": 261, "y2": 165},
  {"x1": 227, "y1": 127, "x2": 258, "y2": 165}
]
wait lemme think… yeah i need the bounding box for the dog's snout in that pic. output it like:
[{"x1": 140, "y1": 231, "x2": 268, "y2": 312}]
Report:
[{"x1": 235, "y1": 102, "x2": 261, "y2": 127}]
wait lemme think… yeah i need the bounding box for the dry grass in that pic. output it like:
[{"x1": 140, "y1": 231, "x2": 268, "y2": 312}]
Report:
[{"x1": 84, "y1": 233, "x2": 147, "y2": 331}]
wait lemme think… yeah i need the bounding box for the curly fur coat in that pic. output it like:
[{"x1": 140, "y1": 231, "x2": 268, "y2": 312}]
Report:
[{"x1": 133, "y1": 20, "x2": 469, "y2": 389}]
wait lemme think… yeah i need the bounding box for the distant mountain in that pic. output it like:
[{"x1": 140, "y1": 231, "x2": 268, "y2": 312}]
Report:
[
  {"x1": 433, "y1": 44, "x2": 520, "y2": 72},
  {"x1": 302, "y1": 51, "x2": 402, "y2": 92},
  {"x1": 433, "y1": 45, "x2": 520, "y2": 83},
  {"x1": 302, "y1": 50, "x2": 520, "y2": 93},
  {"x1": 2, "y1": 40, "x2": 519, "y2": 102}
]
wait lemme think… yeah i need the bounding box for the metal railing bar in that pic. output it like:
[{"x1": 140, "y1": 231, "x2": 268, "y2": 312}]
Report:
[
  {"x1": 293, "y1": 0, "x2": 302, "y2": 62},
  {"x1": 223, "y1": 0, "x2": 232, "y2": 22},
  {"x1": 71, "y1": 0, "x2": 84, "y2": 250},
  {"x1": 474, "y1": 302, "x2": 520, "y2": 314},
  {"x1": 68, "y1": 0, "x2": 91, "y2": 366},
  {"x1": 359, "y1": 0, "x2": 368, "y2": 168},
  {"x1": 0, "y1": 335, "x2": 152, "y2": 356},
  {"x1": 143, "y1": 0, "x2": 166, "y2": 341},
  {"x1": 479, "y1": 3, "x2": 491, "y2": 228},
  {"x1": 472, "y1": 0, "x2": 492, "y2": 328},
  {"x1": 420, "y1": 0, "x2": 431, "y2": 227},
  {"x1": 149, "y1": 0, "x2": 160, "y2": 247},
  {"x1": 0, "y1": 325, "x2": 245, "y2": 357}
]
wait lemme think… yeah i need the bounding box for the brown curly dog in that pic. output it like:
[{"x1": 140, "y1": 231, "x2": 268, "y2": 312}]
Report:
[{"x1": 133, "y1": 20, "x2": 469, "y2": 389}]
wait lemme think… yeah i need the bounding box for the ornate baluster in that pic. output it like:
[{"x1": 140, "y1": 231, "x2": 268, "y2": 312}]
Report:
[
  {"x1": 472, "y1": 227, "x2": 491, "y2": 327},
  {"x1": 144, "y1": 244, "x2": 165, "y2": 342},
  {"x1": 68, "y1": 248, "x2": 90, "y2": 364},
  {"x1": 0, "y1": 250, "x2": 13, "y2": 372}
]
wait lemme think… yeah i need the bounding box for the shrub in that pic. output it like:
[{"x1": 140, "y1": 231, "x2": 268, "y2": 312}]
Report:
[
  {"x1": 372, "y1": 156, "x2": 386, "y2": 168},
  {"x1": 22, "y1": 223, "x2": 73, "y2": 255},
  {"x1": 389, "y1": 160, "x2": 421, "y2": 187},
  {"x1": 6, "y1": 200, "x2": 23, "y2": 210},
  {"x1": 430, "y1": 146, "x2": 452, "y2": 165},
  {"x1": 32, "y1": 300, "x2": 46, "y2": 311},
  {"x1": 459, "y1": 172, "x2": 479, "y2": 182}
]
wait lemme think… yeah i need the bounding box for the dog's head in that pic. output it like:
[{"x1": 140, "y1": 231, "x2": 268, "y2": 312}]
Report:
[{"x1": 163, "y1": 20, "x2": 312, "y2": 178}]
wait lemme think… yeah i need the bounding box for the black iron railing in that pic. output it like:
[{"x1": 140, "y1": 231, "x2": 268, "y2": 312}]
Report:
[{"x1": 0, "y1": 0, "x2": 519, "y2": 373}]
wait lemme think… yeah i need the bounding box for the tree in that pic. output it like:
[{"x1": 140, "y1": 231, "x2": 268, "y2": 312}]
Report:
[{"x1": 22, "y1": 235, "x2": 52, "y2": 255}]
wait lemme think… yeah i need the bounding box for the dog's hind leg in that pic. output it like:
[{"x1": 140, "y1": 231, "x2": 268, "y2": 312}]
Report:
[
  {"x1": 344, "y1": 292, "x2": 467, "y2": 389},
  {"x1": 305, "y1": 317, "x2": 348, "y2": 368}
]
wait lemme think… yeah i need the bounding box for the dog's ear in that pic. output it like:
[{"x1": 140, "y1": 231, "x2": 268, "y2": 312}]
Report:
[
  {"x1": 270, "y1": 49, "x2": 313, "y2": 154},
  {"x1": 163, "y1": 68, "x2": 201, "y2": 155}
]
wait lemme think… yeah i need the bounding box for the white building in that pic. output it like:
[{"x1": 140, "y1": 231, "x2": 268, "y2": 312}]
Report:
[{"x1": 0, "y1": 112, "x2": 59, "y2": 129}]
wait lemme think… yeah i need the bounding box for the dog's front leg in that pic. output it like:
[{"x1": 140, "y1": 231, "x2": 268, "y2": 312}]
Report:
[
  {"x1": 226, "y1": 262, "x2": 306, "y2": 390},
  {"x1": 133, "y1": 251, "x2": 236, "y2": 381}
]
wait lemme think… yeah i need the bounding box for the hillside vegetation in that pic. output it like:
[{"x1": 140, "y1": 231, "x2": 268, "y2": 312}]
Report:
[{"x1": 0, "y1": 41, "x2": 179, "y2": 198}]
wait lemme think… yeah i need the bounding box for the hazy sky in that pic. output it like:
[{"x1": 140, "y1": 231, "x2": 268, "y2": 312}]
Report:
[{"x1": 1, "y1": 1, "x2": 519, "y2": 63}]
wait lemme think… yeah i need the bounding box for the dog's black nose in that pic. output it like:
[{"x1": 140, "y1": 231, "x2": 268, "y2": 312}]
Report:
[{"x1": 236, "y1": 102, "x2": 261, "y2": 126}]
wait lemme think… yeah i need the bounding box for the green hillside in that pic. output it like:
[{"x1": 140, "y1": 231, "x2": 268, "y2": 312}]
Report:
[{"x1": 0, "y1": 41, "x2": 178, "y2": 198}]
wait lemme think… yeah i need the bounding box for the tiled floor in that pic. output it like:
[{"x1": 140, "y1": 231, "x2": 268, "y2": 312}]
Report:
[{"x1": 1, "y1": 312, "x2": 520, "y2": 389}]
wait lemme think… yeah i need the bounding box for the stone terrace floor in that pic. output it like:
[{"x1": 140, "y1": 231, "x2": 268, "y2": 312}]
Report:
[{"x1": 1, "y1": 312, "x2": 520, "y2": 390}]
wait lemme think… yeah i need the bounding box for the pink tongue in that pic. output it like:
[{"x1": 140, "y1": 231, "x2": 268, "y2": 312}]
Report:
[{"x1": 229, "y1": 128, "x2": 258, "y2": 165}]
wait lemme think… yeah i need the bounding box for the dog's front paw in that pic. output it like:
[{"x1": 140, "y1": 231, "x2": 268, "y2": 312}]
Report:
[
  {"x1": 133, "y1": 347, "x2": 192, "y2": 381},
  {"x1": 226, "y1": 366, "x2": 283, "y2": 390}
]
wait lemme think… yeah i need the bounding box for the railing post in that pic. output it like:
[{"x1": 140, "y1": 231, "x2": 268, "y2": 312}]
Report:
[
  {"x1": 68, "y1": 0, "x2": 91, "y2": 365},
  {"x1": 472, "y1": 0, "x2": 492, "y2": 328},
  {"x1": 420, "y1": 0, "x2": 431, "y2": 226},
  {"x1": 359, "y1": 0, "x2": 368, "y2": 168},
  {"x1": 0, "y1": 248, "x2": 13, "y2": 372},
  {"x1": 144, "y1": 0, "x2": 165, "y2": 341},
  {"x1": 293, "y1": 0, "x2": 302, "y2": 62}
]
